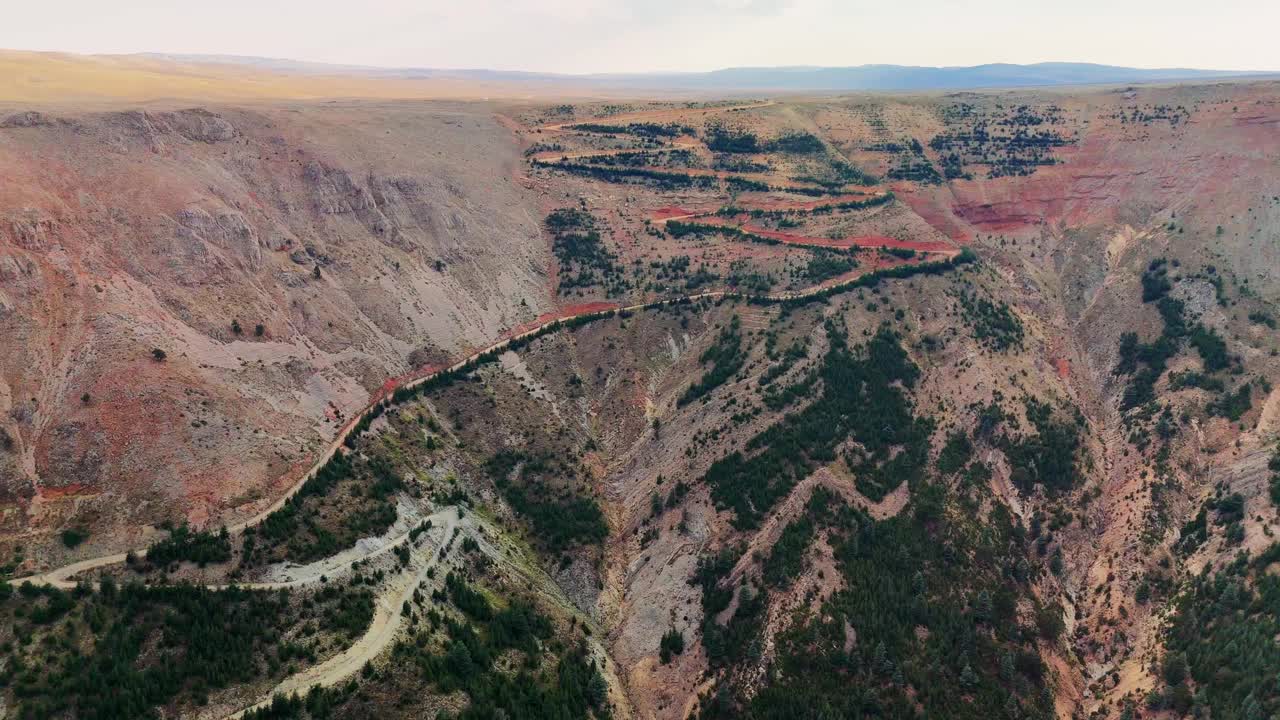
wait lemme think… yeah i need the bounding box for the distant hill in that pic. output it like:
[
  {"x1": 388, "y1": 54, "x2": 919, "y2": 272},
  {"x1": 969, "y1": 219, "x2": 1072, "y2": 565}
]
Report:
[
  {"x1": 631, "y1": 62, "x2": 1273, "y2": 91},
  {"x1": 146, "y1": 55, "x2": 1274, "y2": 91},
  {"x1": 0, "y1": 50, "x2": 1273, "y2": 103}
]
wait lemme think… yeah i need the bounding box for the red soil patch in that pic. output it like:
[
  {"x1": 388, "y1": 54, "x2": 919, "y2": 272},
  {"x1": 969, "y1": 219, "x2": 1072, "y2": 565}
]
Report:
[
  {"x1": 36, "y1": 484, "x2": 94, "y2": 500},
  {"x1": 950, "y1": 200, "x2": 1047, "y2": 232},
  {"x1": 1055, "y1": 357, "x2": 1070, "y2": 379},
  {"x1": 503, "y1": 301, "x2": 619, "y2": 339},
  {"x1": 372, "y1": 362, "x2": 448, "y2": 403},
  {"x1": 652, "y1": 206, "x2": 695, "y2": 221},
  {"x1": 895, "y1": 187, "x2": 971, "y2": 242}
]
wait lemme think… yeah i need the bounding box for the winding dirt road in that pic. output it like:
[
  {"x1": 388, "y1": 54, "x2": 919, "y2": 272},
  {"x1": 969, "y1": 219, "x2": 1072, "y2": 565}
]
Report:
[
  {"x1": 15, "y1": 252, "x2": 959, "y2": 592},
  {"x1": 225, "y1": 504, "x2": 613, "y2": 719},
  {"x1": 224, "y1": 510, "x2": 459, "y2": 719},
  {"x1": 1, "y1": 93, "x2": 968, "y2": 718},
  {"x1": 12, "y1": 251, "x2": 964, "y2": 719}
]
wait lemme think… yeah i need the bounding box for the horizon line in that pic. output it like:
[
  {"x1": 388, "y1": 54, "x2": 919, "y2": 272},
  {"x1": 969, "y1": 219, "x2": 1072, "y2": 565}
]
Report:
[{"x1": 4, "y1": 48, "x2": 1277, "y2": 79}]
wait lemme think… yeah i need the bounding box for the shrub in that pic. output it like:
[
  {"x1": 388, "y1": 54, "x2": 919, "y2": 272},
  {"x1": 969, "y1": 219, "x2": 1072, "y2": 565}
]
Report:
[
  {"x1": 659, "y1": 627, "x2": 686, "y2": 664},
  {"x1": 60, "y1": 528, "x2": 88, "y2": 548},
  {"x1": 768, "y1": 132, "x2": 825, "y2": 154},
  {"x1": 706, "y1": 125, "x2": 761, "y2": 153}
]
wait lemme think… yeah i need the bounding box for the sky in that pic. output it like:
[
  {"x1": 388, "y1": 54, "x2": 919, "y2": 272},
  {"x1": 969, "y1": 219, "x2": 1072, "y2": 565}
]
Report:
[{"x1": 4, "y1": 0, "x2": 1278, "y2": 74}]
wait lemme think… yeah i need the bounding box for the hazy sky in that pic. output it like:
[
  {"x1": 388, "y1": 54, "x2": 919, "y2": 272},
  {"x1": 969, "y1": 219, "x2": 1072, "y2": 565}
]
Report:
[{"x1": 5, "y1": 0, "x2": 1277, "y2": 74}]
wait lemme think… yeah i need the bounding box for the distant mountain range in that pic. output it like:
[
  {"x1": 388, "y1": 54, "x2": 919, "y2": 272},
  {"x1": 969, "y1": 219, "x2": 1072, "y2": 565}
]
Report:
[{"x1": 142, "y1": 55, "x2": 1275, "y2": 92}]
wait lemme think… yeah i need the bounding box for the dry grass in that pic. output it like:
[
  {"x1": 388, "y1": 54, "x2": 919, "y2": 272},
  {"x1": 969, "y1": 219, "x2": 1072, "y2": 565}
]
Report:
[{"x1": 0, "y1": 50, "x2": 596, "y2": 104}]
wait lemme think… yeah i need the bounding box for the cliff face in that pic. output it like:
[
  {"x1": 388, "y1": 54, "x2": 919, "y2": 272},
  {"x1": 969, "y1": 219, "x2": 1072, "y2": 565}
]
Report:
[{"x1": 0, "y1": 102, "x2": 553, "y2": 547}]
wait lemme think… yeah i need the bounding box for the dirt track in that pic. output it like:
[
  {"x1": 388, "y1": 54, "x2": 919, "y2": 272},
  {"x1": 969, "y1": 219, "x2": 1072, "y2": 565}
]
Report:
[
  {"x1": 13, "y1": 252, "x2": 960, "y2": 592},
  {"x1": 224, "y1": 511, "x2": 460, "y2": 719},
  {"x1": 12, "y1": 253, "x2": 963, "y2": 719},
  {"x1": 226, "y1": 503, "x2": 617, "y2": 718}
]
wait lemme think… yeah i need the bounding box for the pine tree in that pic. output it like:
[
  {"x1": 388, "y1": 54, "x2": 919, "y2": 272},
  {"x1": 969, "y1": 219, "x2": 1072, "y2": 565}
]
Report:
[
  {"x1": 975, "y1": 590, "x2": 994, "y2": 623},
  {"x1": 1004, "y1": 693, "x2": 1021, "y2": 719},
  {"x1": 874, "y1": 640, "x2": 892, "y2": 674},
  {"x1": 1000, "y1": 650, "x2": 1016, "y2": 681},
  {"x1": 1241, "y1": 693, "x2": 1263, "y2": 720}
]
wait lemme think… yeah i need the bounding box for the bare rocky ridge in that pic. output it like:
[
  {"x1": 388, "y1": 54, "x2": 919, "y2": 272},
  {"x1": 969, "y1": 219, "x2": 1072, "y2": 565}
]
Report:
[{"x1": 0, "y1": 101, "x2": 553, "y2": 554}]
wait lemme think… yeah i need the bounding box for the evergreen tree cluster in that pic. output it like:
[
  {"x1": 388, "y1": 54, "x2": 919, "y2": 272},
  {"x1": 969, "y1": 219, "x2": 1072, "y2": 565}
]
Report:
[
  {"x1": 248, "y1": 447, "x2": 403, "y2": 565},
  {"x1": 1156, "y1": 545, "x2": 1280, "y2": 719},
  {"x1": 1116, "y1": 258, "x2": 1251, "y2": 420},
  {"x1": 957, "y1": 290, "x2": 1024, "y2": 351},
  {"x1": 144, "y1": 525, "x2": 231, "y2": 569},
  {"x1": 695, "y1": 471, "x2": 1056, "y2": 720},
  {"x1": 545, "y1": 209, "x2": 628, "y2": 295},
  {"x1": 702, "y1": 322, "x2": 930, "y2": 529},
  {"x1": 678, "y1": 316, "x2": 746, "y2": 407},
  {"x1": 246, "y1": 574, "x2": 610, "y2": 720},
  {"x1": 568, "y1": 122, "x2": 693, "y2": 139},
  {"x1": 485, "y1": 450, "x2": 608, "y2": 553},
  {"x1": 1002, "y1": 399, "x2": 1085, "y2": 497},
  {"x1": 0, "y1": 579, "x2": 373, "y2": 720}
]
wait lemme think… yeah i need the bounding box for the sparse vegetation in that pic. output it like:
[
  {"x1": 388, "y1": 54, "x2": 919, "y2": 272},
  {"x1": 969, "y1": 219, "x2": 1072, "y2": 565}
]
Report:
[
  {"x1": 885, "y1": 137, "x2": 943, "y2": 184},
  {"x1": 533, "y1": 159, "x2": 716, "y2": 190},
  {"x1": 957, "y1": 290, "x2": 1024, "y2": 351},
  {"x1": 485, "y1": 450, "x2": 608, "y2": 552},
  {"x1": 928, "y1": 103, "x2": 1072, "y2": 178},
  {"x1": 678, "y1": 316, "x2": 746, "y2": 407},
  {"x1": 545, "y1": 208, "x2": 628, "y2": 295}
]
